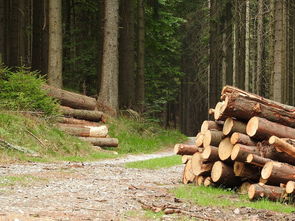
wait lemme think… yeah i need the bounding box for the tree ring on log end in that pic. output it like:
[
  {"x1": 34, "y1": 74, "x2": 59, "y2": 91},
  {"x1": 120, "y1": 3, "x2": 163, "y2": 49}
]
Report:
[
  {"x1": 211, "y1": 161, "x2": 222, "y2": 182},
  {"x1": 223, "y1": 118, "x2": 234, "y2": 135},
  {"x1": 261, "y1": 161, "x2": 273, "y2": 179},
  {"x1": 230, "y1": 144, "x2": 240, "y2": 160},
  {"x1": 246, "y1": 117, "x2": 259, "y2": 137}
]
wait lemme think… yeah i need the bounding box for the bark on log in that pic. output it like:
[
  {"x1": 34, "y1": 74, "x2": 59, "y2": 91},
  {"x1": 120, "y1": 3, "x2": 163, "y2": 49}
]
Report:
[
  {"x1": 196, "y1": 176, "x2": 205, "y2": 186},
  {"x1": 174, "y1": 144, "x2": 198, "y2": 155},
  {"x1": 58, "y1": 124, "x2": 108, "y2": 137},
  {"x1": 237, "y1": 182, "x2": 252, "y2": 194},
  {"x1": 181, "y1": 155, "x2": 192, "y2": 164},
  {"x1": 220, "y1": 86, "x2": 295, "y2": 128},
  {"x1": 203, "y1": 130, "x2": 224, "y2": 147},
  {"x1": 230, "y1": 132, "x2": 256, "y2": 146},
  {"x1": 78, "y1": 137, "x2": 118, "y2": 147},
  {"x1": 191, "y1": 152, "x2": 213, "y2": 176},
  {"x1": 211, "y1": 161, "x2": 241, "y2": 187},
  {"x1": 246, "y1": 117, "x2": 295, "y2": 140},
  {"x1": 182, "y1": 160, "x2": 195, "y2": 184},
  {"x1": 261, "y1": 161, "x2": 295, "y2": 185},
  {"x1": 269, "y1": 136, "x2": 295, "y2": 158},
  {"x1": 201, "y1": 120, "x2": 223, "y2": 133},
  {"x1": 60, "y1": 106, "x2": 104, "y2": 122},
  {"x1": 248, "y1": 184, "x2": 285, "y2": 201},
  {"x1": 246, "y1": 154, "x2": 271, "y2": 167},
  {"x1": 286, "y1": 181, "x2": 295, "y2": 194},
  {"x1": 233, "y1": 162, "x2": 260, "y2": 181},
  {"x1": 201, "y1": 145, "x2": 219, "y2": 162},
  {"x1": 230, "y1": 144, "x2": 259, "y2": 162},
  {"x1": 195, "y1": 132, "x2": 204, "y2": 147},
  {"x1": 223, "y1": 118, "x2": 247, "y2": 136},
  {"x1": 257, "y1": 142, "x2": 295, "y2": 166},
  {"x1": 218, "y1": 137, "x2": 234, "y2": 161},
  {"x1": 43, "y1": 84, "x2": 97, "y2": 110},
  {"x1": 58, "y1": 117, "x2": 99, "y2": 126}
]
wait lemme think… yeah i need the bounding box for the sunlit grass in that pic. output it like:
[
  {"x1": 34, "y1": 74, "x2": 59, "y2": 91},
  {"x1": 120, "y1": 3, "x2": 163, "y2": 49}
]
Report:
[{"x1": 125, "y1": 155, "x2": 182, "y2": 169}]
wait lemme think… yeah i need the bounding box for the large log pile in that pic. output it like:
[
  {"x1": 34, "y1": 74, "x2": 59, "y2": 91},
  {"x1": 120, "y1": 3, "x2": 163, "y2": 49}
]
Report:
[
  {"x1": 175, "y1": 86, "x2": 295, "y2": 203},
  {"x1": 43, "y1": 85, "x2": 118, "y2": 148}
]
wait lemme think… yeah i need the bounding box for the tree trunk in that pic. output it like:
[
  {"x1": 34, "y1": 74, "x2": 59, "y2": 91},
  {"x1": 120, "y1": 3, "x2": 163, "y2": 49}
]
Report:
[
  {"x1": 135, "y1": 0, "x2": 145, "y2": 112},
  {"x1": 43, "y1": 85, "x2": 97, "y2": 110},
  {"x1": 182, "y1": 159, "x2": 195, "y2": 184},
  {"x1": 201, "y1": 120, "x2": 223, "y2": 133},
  {"x1": 230, "y1": 132, "x2": 256, "y2": 146},
  {"x1": 174, "y1": 144, "x2": 198, "y2": 155},
  {"x1": 201, "y1": 145, "x2": 219, "y2": 162},
  {"x1": 246, "y1": 117, "x2": 295, "y2": 140},
  {"x1": 0, "y1": 0, "x2": 5, "y2": 63},
  {"x1": 203, "y1": 130, "x2": 224, "y2": 147},
  {"x1": 218, "y1": 137, "x2": 234, "y2": 161},
  {"x1": 60, "y1": 106, "x2": 104, "y2": 122},
  {"x1": 211, "y1": 161, "x2": 241, "y2": 187},
  {"x1": 119, "y1": 0, "x2": 135, "y2": 108},
  {"x1": 233, "y1": 162, "x2": 260, "y2": 181},
  {"x1": 269, "y1": 136, "x2": 295, "y2": 158},
  {"x1": 58, "y1": 117, "x2": 99, "y2": 127},
  {"x1": 231, "y1": 144, "x2": 259, "y2": 162},
  {"x1": 223, "y1": 118, "x2": 247, "y2": 136},
  {"x1": 248, "y1": 184, "x2": 285, "y2": 201},
  {"x1": 245, "y1": 0, "x2": 250, "y2": 91},
  {"x1": 58, "y1": 124, "x2": 108, "y2": 138},
  {"x1": 48, "y1": 0, "x2": 62, "y2": 88},
  {"x1": 98, "y1": 0, "x2": 119, "y2": 114},
  {"x1": 191, "y1": 152, "x2": 213, "y2": 176},
  {"x1": 246, "y1": 154, "x2": 271, "y2": 167},
  {"x1": 78, "y1": 137, "x2": 119, "y2": 147}
]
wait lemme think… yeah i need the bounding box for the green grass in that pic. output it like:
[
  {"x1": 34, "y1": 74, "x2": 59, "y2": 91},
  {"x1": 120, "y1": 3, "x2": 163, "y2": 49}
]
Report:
[
  {"x1": 108, "y1": 117, "x2": 186, "y2": 154},
  {"x1": 0, "y1": 112, "x2": 185, "y2": 163},
  {"x1": 125, "y1": 155, "x2": 182, "y2": 169},
  {"x1": 172, "y1": 185, "x2": 295, "y2": 213},
  {"x1": 0, "y1": 175, "x2": 47, "y2": 187}
]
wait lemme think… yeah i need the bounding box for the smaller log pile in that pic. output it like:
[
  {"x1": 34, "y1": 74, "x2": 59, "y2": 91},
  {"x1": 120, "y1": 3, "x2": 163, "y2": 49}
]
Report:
[
  {"x1": 175, "y1": 85, "x2": 295, "y2": 203},
  {"x1": 44, "y1": 85, "x2": 118, "y2": 148}
]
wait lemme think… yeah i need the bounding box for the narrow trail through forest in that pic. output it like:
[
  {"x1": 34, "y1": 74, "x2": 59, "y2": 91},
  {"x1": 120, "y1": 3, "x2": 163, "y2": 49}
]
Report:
[{"x1": 0, "y1": 148, "x2": 294, "y2": 221}]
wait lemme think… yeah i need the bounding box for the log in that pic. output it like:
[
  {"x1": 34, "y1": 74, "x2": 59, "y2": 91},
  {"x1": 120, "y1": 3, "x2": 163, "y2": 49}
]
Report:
[
  {"x1": 257, "y1": 142, "x2": 295, "y2": 166},
  {"x1": 196, "y1": 176, "x2": 205, "y2": 186},
  {"x1": 182, "y1": 160, "x2": 195, "y2": 184},
  {"x1": 223, "y1": 118, "x2": 247, "y2": 136},
  {"x1": 220, "y1": 86, "x2": 295, "y2": 128},
  {"x1": 261, "y1": 161, "x2": 295, "y2": 185},
  {"x1": 233, "y1": 162, "x2": 260, "y2": 181},
  {"x1": 230, "y1": 144, "x2": 259, "y2": 162},
  {"x1": 60, "y1": 106, "x2": 104, "y2": 122},
  {"x1": 248, "y1": 184, "x2": 285, "y2": 201},
  {"x1": 191, "y1": 152, "x2": 213, "y2": 176},
  {"x1": 218, "y1": 137, "x2": 234, "y2": 161},
  {"x1": 214, "y1": 101, "x2": 229, "y2": 121},
  {"x1": 43, "y1": 84, "x2": 97, "y2": 110},
  {"x1": 58, "y1": 124, "x2": 108, "y2": 137},
  {"x1": 211, "y1": 161, "x2": 241, "y2": 187},
  {"x1": 237, "y1": 182, "x2": 252, "y2": 195},
  {"x1": 203, "y1": 130, "x2": 224, "y2": 147},
  {"x1": 230, "y1": 132, "x2": 256, "y2": 146},
  {"x1": 201, "y1": 120, "x2": 223, "y2": 133},
  {"x1": 203, "y1": 177, "x2": 214, "y2": 187},
  {"x1": 269, "y1": 136, "x2": 295, "y2": 158},
  {"x1": 201, "y1": 145, "x2": 219, "y2": 162},
  {"x1": 246, "y1": 154, "x2": 271, "y2": 167},
  {"x1": 195, "y1": 133, "x2": 204, "y2": 147},
  {"x1": 246, "y1": 117, "x2": 295, "y2": 140},
  {"x1": 181, "y1": 155, "x2": 192, "y2": 164},
  {"x1": 78, "y1": 137, "x2": 118, "y2": 147},
  {"x1": 174, "y1": 144, "x2": 198, "y2": 155},
  {"x1": 208, "y1": 108, "x2": 215, "y2": 116},
  {"x1": 286, "y1": 181, "x2": 295, "y2": 194},
  {"x1": 58, "y1": 117, "x2": 99, "y2": 126}
]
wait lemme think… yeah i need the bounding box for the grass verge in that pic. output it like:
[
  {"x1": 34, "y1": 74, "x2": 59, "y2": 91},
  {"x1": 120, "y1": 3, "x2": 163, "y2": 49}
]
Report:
[
  {"x1": 125, "y1": 155, "x2": 182, "y2": 169},
  {"x1": 172, "y1": 185, "x2": 295, "y2": 213},
  {"x1": 0, "y1": 175, "x2": 47, "y2": 187}
]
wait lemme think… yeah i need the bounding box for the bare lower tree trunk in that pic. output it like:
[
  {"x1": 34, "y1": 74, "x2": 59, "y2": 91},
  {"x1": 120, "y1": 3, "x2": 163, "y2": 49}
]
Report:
[
  {"x1": 135, "y1": 0, "x2": 145, "y2": 112},
  {"x1": 0, "y1": 0, "x2": 4, "y2": 63},
  {"x1": 245, "y1": 0, "x2": 250, "y2": 91},
  {"x1": 256, "y1": 0, "x2": 263, "y2": 95},
  {"x1": 48, "y1": 0, "x2": 62, "y2": 88},
  {"x1": 98, "y1": 0, "x2": 119, "y2": 114}
]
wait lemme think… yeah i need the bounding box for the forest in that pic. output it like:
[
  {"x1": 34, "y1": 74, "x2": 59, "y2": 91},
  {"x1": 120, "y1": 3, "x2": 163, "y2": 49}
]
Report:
[{"x1": 0, "y1": 0, "x2": 294, "y2": 136}]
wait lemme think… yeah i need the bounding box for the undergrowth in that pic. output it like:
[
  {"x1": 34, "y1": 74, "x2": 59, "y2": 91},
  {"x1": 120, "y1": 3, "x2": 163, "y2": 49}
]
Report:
[{"x1": 172, "y1": 185, "x2": 295, "y2": 213}]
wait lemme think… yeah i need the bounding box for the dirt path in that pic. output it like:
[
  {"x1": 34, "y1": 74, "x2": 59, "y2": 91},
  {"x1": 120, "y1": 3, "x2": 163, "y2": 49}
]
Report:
[{"x1": 0, "y1": 149, "x2": 294, "y2": 221}]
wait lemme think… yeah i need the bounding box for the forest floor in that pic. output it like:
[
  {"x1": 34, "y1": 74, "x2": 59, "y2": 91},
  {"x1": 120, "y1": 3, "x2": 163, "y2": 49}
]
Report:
[{"x1": 0, "y1": 148, "x2": 294, "y2": 221}]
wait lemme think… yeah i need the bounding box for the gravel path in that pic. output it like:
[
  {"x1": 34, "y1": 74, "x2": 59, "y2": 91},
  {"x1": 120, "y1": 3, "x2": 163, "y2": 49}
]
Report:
[{"x1": 0, "y1": 149, "x2": 294, "y2": 221}]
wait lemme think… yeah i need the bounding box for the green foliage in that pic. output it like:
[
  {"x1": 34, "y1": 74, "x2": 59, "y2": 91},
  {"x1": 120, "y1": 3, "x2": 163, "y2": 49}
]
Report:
[
  {"x1": 0, "y1": 112, "x2": 115, "y2": 162},
  {"x1": 108, "y1": 116, "x2": 186, "y2": 154},
  {"x1": 125, "y1": 155, "x2": 181, "y2": 169},
  {"x1": 145, "y1": 0, "x2": 185, "y2": 117},
  {"x1": 172, "y1": 185, "x2": 295, "y2": 213},
  {"x1": 0, "y1": 66, "x2": 59, "y2": 115}
]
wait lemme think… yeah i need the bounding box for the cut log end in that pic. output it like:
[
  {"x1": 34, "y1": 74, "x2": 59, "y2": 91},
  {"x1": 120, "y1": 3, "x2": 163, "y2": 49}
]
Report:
[
  {"x1": 248, "y1": 184, "x2": 257, "y2": 200},
  {"x1": 218, "y1": 137, "x2": 233, "y2": 161},
  {"x1": 195, "y1": 133, "x2": 204, "y2": 147},
  {"x1": 246, "y1": 154, "x2": 254, "y2": 163},
  {"x1": 286, "y1": 181, "x2": 295, "y2": 194},
  {"x1": 261, "y1": 161, "x2": 273, "y2": 179},
  {"x1": 174, "y1": 144, "x2": 180, "y2": 155},
  {"x1": 223, "y1": 118, "x2": 234, "y2": 135},
  {"x1": 246, "y1": 117, "x2": 259, "y2": 137},
  {"x1": 204, "y1": 177, "x2": 213, "y2": 187},
  {"x1": 211, "y1": 161, "x2": 223, "y2": 182},
  {"x1": 230, "y1": 144, "x2": 240, "y2": 161}
]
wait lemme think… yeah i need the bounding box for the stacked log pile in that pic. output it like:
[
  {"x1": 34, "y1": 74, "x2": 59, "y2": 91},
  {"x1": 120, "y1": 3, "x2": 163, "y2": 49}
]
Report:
[
  {"x1": 175, "y1": 85, "x2": 295, "y2": 202},
  {"x1": 43, "y1": 85, "x2": 118, "y2": 148}
]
